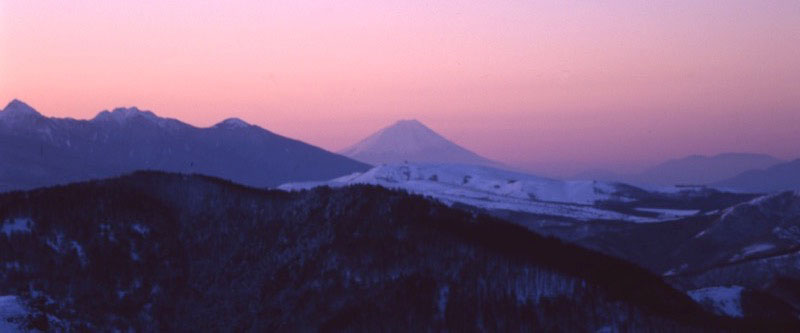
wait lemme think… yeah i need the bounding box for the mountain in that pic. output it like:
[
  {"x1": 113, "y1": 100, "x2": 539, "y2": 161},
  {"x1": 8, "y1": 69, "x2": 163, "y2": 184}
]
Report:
[
  {"x1": 713, "y1": 159, "x2": 800, "y2": 193},
  {"x1": 632, "y1": 153, "x2": 784, "y2": 186},
  {"x1": 575, "y1": 153, "x2": 784, "y2": 186},
  {"x1": 280, "y1": 163, "x2": 746, "y2": 222},
  {"x1": 494, "y1": 190, "x2": 800, "y2": 321},
  {"x1": 0, "y1": 99, "x2": 369, "y2": 191},
  {"x1": 659, "y1": 191, "x2": 800, "y2": 320},
  {"x1": 665, "y1": 191, "x2": 800, "y2": 279},
  {"x1": 0, "y1": 171, "x2": 755, "y2": 330},
  {"x1": 339, "y1": 119, "x2": 503, "y2": 167}
]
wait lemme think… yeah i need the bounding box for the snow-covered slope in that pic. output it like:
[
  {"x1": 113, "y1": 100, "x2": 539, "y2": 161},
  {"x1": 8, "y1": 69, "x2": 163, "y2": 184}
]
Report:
[
  {"x1": 665, "y1": 191, "x2": 800, "y2": 276},
  {"x1": 339, "y1": 119, "x2": 503, "y2": 167},
  {"x1": 0, "y1": 296, "x2": 27, "y2": 332},
  {"x1": 687, "y1": 286, "x2": 745, "y2": 318},
  {"x1": 281, "y1": 163, "x2": 687, "y2": 222}
]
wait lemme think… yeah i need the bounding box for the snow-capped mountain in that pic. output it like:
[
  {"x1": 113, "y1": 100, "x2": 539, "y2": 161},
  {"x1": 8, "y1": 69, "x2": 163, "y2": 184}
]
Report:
[
  {"x1": 280, "y1": 163, "x2": 703, "y2": 222},
  {"x1": 713, "y1": 159, "x2": 800, "y2": 193},
  {"x1": 339, "y1": 119, "x2": 503, "y2": 167},
  {"x1": 0, "y1": 99, "x2": 370, "y2": 191}
]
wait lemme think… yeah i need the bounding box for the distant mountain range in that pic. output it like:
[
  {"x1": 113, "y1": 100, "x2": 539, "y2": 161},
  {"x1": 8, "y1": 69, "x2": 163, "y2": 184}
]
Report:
[
  {"x1": 576, "y1": 153, "x2": 786, "y2": 187},
  {"x1": 0, "y1": 99, "x2": 369, "y2": 191},
  {"x1": 636, "y1": 153, "x2": 784, "y2": 185},
  {"x1": 339, "y1": 119, "x2": 504, "y2": 168},
  {"x1": 713, "y1": 159, "x2": 800, "y2": 193}
]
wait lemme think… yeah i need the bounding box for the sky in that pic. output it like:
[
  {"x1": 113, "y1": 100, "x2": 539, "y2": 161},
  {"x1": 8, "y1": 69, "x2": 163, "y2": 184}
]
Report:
[{"x1": 1, "y1": 1, "x2": 799, "y2": 176}]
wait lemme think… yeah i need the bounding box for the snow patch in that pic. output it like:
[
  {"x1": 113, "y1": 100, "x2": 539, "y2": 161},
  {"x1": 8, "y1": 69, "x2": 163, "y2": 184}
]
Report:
[
  {"x1": 339, "y1": 120, "x2": 500, "y2": 166},
  {"x1": 46, "y1": 233, "x2": 65, "y2": 252},
  {"x1": 71, "y1": 241, "x2": 88, "y2": 267},
  {"x1": 741, "y1": 243, "x2": 775, "y2": 257},
  {"x1": 131, "y1": 224, "x2": 150, "y2": 235},
  {"x1": 1, "y1": 218, "x2": 33, "y2": 236},
  {"x1": 436, "y1": 285, "x2": 450, "y2": 318},
  {"x1": 635, "y1": 208, "x2": 699, "y2": 218},
  {"x1": 4, "y1": 262, "x2": 21, "y2": 270},
  {"x1": 688, "y1": 286, "x2": 744, "y2": 318},
  {"x1": 0, "y1": 295, "x2": 27, "y2": 332}
]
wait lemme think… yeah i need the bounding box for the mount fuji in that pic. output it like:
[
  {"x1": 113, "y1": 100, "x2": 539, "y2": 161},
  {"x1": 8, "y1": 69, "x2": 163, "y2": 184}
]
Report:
[
  {"x1": 0, "y1": 99, "x2": 370, "y2": 191},
  {"x1": 339, "y1": 119, "x2": 504, "y2": 168}
]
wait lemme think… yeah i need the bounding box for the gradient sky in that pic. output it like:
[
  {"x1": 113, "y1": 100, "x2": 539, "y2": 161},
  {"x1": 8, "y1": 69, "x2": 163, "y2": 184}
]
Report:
[{"x1": 1, "y1": 1, "x2": 799, "y2": 176}]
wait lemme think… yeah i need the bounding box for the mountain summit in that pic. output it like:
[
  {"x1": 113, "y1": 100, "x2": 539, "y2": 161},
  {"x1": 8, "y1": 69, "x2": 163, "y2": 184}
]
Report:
[
  {"x1": 339, "y1": 119, "x2": 501, "y2": 167},
  {"x1": 2, "y1": 99, "x2": 40, "y2": 116},
  {"x1": 0, "y1": 99, "x2": 44, "y2": 125}
]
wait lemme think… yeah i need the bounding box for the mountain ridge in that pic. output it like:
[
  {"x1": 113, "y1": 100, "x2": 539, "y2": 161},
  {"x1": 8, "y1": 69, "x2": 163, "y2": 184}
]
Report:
[
  {"x1": 0, "y1": 99, "x2": 370, "y2": 191},
  {"x1": 574, "y1": 153, "x2": 784, "y2": 186},
  {"x1": 713, "y1": 159, "x2": 800, "y2": 193}
]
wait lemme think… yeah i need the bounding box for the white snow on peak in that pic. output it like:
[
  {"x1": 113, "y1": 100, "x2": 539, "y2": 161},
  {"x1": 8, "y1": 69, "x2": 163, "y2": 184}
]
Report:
[
  {"x1": 280, "y1": 163, "x2": 663, "y2": 222},
  {"x1": 214, "y1": 117, "x2": 251, "y2": 128},
  {"x1": 339, "y1": 119, "x2": 501, "y2": 166},
  {"x1": 688, "y1": 286, "x2": 745, "y2": 318},
  {"x1": 342, "y1": 119, "x2": 448, "y2": 155}
]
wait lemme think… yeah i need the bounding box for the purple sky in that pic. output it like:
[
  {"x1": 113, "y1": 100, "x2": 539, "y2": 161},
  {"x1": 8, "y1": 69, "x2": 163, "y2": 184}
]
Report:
[{"x1": 1, "y1": 1, "x2": 799, "y2": 176}]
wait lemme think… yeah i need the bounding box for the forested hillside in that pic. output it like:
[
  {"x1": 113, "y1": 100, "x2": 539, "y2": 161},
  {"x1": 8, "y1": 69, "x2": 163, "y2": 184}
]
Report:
[{"x1": 0, "y1": 172, "x2": 782, "y2": 331}]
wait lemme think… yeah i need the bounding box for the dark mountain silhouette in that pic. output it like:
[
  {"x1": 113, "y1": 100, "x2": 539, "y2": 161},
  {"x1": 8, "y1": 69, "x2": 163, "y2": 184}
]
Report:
[{"x1": 0, "y1": 99, "x2": 369, "y2": 191}]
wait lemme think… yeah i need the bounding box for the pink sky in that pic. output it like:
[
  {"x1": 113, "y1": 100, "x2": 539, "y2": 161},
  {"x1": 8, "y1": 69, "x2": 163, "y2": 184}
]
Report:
[{"x1": 1, "y1": 1, "x2": 799, "y2": 176}]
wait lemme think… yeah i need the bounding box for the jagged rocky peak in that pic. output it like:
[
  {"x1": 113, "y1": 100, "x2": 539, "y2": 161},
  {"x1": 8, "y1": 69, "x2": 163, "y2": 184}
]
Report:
[
  {"x1": 214, "y1": 117, "x2": 251, "y2": 129},
  {"x1": 92, "y1": 106, "x2": 160, "y2": 124},
  {"x1": 1, "y1": 99, "x2": 43, "y2": 120}
]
